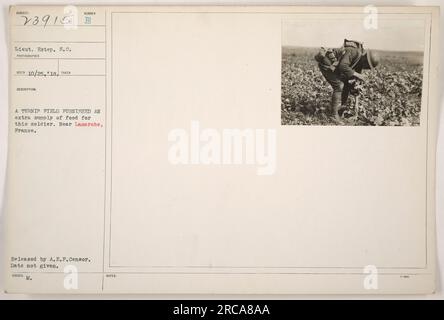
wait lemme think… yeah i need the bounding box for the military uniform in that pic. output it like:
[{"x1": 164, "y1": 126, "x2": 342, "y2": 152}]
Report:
[
  {"x1": 318, "y1": 46, "x2": 364, "y2": 115},
  {"x1": 314, "y1": 38, "x2": 381, "y2": 122}
]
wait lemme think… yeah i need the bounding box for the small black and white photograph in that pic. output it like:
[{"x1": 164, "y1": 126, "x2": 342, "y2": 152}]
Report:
[{"x1": 281, "y1": 18, "x2": 426, "y2": 126}]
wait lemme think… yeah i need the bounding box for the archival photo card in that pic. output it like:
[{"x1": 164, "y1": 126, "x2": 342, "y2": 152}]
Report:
[{"x1": 4, "y1": 6, "x2": 440, "y2": 295}]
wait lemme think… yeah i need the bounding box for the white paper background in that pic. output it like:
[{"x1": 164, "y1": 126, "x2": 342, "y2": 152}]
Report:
[{"x1": 0, "y1": 0, "x2": 443, "y2": 299}]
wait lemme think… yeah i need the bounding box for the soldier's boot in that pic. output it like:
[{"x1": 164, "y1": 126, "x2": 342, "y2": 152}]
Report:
[
  {"x1": 331, "y1": 91, "x2": 343, "y2": 123},
  {"x1": 339, "y1": 85, "x2": 350, "y2": 115}
]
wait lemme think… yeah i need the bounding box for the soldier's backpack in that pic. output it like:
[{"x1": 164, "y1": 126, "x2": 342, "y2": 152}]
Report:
[{"x1": 315, "y1": 39, "x2": 365, "y2": 71}]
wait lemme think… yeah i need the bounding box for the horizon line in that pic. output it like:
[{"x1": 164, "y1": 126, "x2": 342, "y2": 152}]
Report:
[{"x1": 282, "y1": 45, "x2": 424, "y2": 54}]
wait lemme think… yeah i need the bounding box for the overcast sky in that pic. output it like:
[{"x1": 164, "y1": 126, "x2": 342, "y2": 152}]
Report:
[{"x1": 283, "y1": 18, "x2": 425, "y2": 52}]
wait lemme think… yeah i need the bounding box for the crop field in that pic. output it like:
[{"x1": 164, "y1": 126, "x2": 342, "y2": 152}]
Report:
[{"x1": 281, "y1": 47, "x2": 424, "y2": 126}]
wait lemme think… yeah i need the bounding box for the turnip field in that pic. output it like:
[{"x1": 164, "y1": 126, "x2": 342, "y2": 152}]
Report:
[{"x1": 281, "y1": 47, "x2": 424, "y2": 126}]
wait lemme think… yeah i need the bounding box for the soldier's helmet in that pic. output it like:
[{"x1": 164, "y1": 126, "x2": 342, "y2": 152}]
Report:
[{"x1": 365, "y1": 50, "x2": 380, "y2": 69}]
